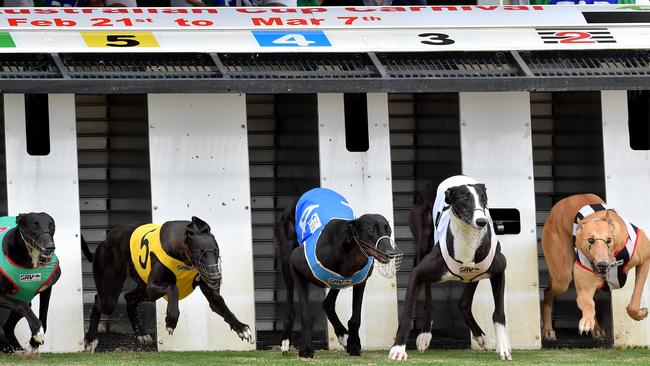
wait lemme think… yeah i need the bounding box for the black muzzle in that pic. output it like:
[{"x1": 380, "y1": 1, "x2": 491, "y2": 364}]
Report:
[
  {"x1": 20, "y1": 230, "x2": 54, "y2": 267},
  {"x1": 190, "y1": 250, "x2": 222, "y2": 289}
]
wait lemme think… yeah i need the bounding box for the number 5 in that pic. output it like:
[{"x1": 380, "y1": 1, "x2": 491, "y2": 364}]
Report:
[{"x1": 106, "y1": 35, "x2": 140, "y2": 47}]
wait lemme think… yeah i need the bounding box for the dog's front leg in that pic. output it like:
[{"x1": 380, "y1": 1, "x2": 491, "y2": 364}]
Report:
[
  {"x1": 574, "y1": 264, "x2": 600, "y2": 335},
  {"x1": 389, "y1": 265, "x2": 427, "y2": 361},
  {"x1": 346, "y1": 281, "x2": 367, "y2": 356},
  {"x1": 26, "y1": 287, "x2": 53, "y2": 351},
  {"x1": 199, "y1": 281, "x2": 253, "y2": 343},
  {"x1": 0, "y1": 295, "x2": 43, "y2": 347},
  {"x1": 322, "y1": 289, "x2": 348, "y2": 348},
  {"x1": 146, "y1": 280, "x2": 180, "y2": 334},
  {"x1": 490, "y1": 270, "x2": 511, "y2": 361},
  {"x1": 627, "y1": 258, "x2": 650, "y2": 321}
]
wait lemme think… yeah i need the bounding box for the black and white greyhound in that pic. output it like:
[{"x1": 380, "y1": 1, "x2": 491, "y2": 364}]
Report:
[
  {"x1": 0, "y1": 213, "x2": 60, "y2": 353},
  {"x1": 276, "y1": 187, "x2": 401, "y2": 358},
  {"x1": 389, "y1": 175, "x2": 511, "y2": 361}
]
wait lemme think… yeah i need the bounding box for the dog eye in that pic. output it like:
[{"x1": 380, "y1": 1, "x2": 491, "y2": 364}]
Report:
[
  {"x1": 587, "y1": 238, "x2": 595, "y2": 244},
  {"x1": 606, "y1": 238, "x2": 612, "y2": 244},
  {"x1": 367, "y1": 227, "x2": 376, "y2": 234}
]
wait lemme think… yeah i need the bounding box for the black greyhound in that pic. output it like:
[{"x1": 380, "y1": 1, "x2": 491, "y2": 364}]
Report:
[
  {"x1": 0, "y1": 213, "x2": 60, "y2": 353},
  {"x1": 276, "y1": 187, "x2": 401, "y2": 358},
  {"x1": 389, "y1": 176, "x2": 511, "y2": 361},
  {"x1": 82, "y1": 216, "x2": 252, "y2": 352}
]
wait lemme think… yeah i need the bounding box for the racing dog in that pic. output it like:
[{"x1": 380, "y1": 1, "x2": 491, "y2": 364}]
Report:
[
  {"x1": 541, "y1": 194, "x2": 650, "y2": 341},
  {"x1": 389, "y1": 175, "x2": 511, "y2": 361},
  {"x1": 82, "y1": 216, "x2": 252, "y2": 352},
  {"x1": 0, "y1": 213, "x2": 60, "y2": 353},
  {"x1": 275, "y1": 187, "x2": 402, "y2": 358}
]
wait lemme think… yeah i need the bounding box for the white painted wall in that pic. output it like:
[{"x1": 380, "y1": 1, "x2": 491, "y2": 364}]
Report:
[
  {"x1": 317, "y1": 93, "x2": 397, "y2": 350},
  {"x1": 4, "y1": 94, "x2": 84, "y2": 352},
  {"x1": 147, "y1": 94, "x2": 255, "y2": 351},
  {"x1": 601, "y1": 90, "x2": 650, "y2": 347},
  {"x1": 459, "y1": 92, "x2": 541, "y2": 349}
]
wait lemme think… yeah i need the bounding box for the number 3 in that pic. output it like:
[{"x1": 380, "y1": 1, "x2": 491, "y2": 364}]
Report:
[
  {"x1": 418, "y1": 33, "x2": 455, "y2": 46},
  {"x1": 106, "y1": 35, "x2": 140, "y2": 47}
]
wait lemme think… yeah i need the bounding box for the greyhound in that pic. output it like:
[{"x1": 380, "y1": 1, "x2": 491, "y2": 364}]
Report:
[
  {"x1": 82, "y1": 216, "x2": 252, "y2": 352},
  {"x1": 0, "y1": 213, "x2": 60, "y2": 353},
  {"x1": 389, "y1": 175, "x2": 511, "y2": 361},
  {"x1": 541, "y1": 194, "x2": 650, "y2": 341},
  {"x1": 275, "y1": 187, "x2": 402, "y2": 358}
]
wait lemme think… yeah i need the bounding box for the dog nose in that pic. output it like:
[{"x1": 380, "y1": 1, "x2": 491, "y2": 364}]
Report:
[
  {"x1": 475, "y1": 218, "x2": 487, "y2": 228},
  {"x1": 596, "y1": 261, "x2": 609, "y2": 273}
]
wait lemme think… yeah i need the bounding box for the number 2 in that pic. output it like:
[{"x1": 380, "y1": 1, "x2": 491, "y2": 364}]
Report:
[
  {"x1": 418, "y1": 33, "x2": 455, "y2": 46},
  {"x1": 556, "y1": 31, "x2": 593, "y2": 44}
]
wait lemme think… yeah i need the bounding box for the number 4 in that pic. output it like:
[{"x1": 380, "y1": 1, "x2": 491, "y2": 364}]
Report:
[{"x1": 272, "y1": 34, "x2": 315, "y2": 47}]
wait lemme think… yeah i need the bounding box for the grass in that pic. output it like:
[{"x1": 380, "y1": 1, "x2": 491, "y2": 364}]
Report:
[{"x1": 2, "y1": 349, "x2": 650, "y2": 366}]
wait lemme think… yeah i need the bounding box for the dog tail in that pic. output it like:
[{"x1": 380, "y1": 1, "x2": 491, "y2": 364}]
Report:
[{"x1": 80, "y1": 235, "x2": 94, "y2": 262}]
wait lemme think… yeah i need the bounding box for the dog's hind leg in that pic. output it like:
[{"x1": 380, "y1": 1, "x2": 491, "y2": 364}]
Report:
[
  {"x1": 322, "y1": 289, "x2": 348, "y2": 348},
  {"x1": 541, "y1": 232, "x2": 573, "y2": 341},
  {"x1": 416, "y1": 283, "x2": 434, "y2": 352},
  {"x1": 124, "y1": 284, "x2": 153, "y2": 345},
  {"x1": 457, "y1": 282, "x2": 489, "y2": 350},
  {"x1": 1, "y1": 311, "x2": 23, "y2": 353},
  {"x1": 293, "y1": 269, "x2": 314, "y2": 358},
  {"x1": 279, "y1": 251, "x2": 295, "y2": 354},
  {"x1": 85, "y1": 294, "x2": 102, "y2": 353}
]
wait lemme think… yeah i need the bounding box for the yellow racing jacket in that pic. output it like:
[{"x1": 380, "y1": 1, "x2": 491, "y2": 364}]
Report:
[{"x1": 130, "y1": 224, "x2": 199, "y2": 301}]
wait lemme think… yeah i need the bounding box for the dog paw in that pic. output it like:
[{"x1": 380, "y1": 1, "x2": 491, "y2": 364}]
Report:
[
  {"x1": 337, "y1": 333, "x2": 348, "y2": 348},
  {"x1": 416, "y1": 332, "x2": 432, "y2": 352},
  {"x1": 579, "y1": 316, "x2": 595, "y2": 335},
  {"x1": 346, "y1": 343, "x2": 361, "y2": 356},
  {"x1": 31, "y1": 327, "x2": 44, "y2": 346},
  {"x1": 388, "y1": 345, "x2": 408, "y2": 361},
  {"x1": 627, "y1": 306, "x2": 649, "y2": 321},
  {"x1": 592, "y1": 328, "x2": 607, "y2": 341},
  {"x1": 235, "y1": 325, "x2": 253, "y2": 344},
  {"x1": 495, "y1": 323, "x2": 512, "y2": 361},
  {"x1": 280, "y1": 339, "x2": 290, "y2": 354},
  {"x1": 137, "y1": 335, "x2": 153, "y2": 344},
  {"x1": 473, "y1": 335, "x2": 490, "y2": 351},
  {"x1": 542, "y1": 329, "x2": 556, "y2": 341},
  {"x1": 298, "y1": 346, "x2": 315, "y2": 358},
  {"x1": 166, "y1": 327, "x2": 175, "y2": 336},
  {"x1": 84, "y1": 339, "x2": 98, "y2": 353}
]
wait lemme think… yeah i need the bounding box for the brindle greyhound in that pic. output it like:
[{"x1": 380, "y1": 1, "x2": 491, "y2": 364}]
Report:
[
  {"x1": 0, "y1": 213, "x2": 60, "y2": 353},
  {"x1": 389, "y1": 176, "x2": 511, "y2": 361},
  {"x1": 275, "y1": 188, "x2": 401, "y2": 358},
  {"x1": 82, "y1": 216, "x2": 252, "y2": 352},
  {"x1": 541, "y1": 194, "x2": 650, "y2": 341}
]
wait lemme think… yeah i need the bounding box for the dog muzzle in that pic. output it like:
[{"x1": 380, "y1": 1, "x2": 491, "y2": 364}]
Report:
[
  {"x1": 355, "y1": 235, "x2": 403, "y2": 279},
  {"x1": 190, "y1": 250, "x2": 222, "y2": 290},
  {"x1": 20, "y1": 230, "x2": 54, "y2": 267}
]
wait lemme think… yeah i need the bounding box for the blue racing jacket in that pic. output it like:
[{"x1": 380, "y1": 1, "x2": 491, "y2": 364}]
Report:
[{"x1": 295, "y1": 188, "x2": 373, "y2": 289}]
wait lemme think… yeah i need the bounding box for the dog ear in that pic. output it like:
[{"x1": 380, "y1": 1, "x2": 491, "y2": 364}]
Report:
[
  {"x1": 346, "y1": 219, "x2": 357, "y2": 242},
  {"x1": 191, "y1": 216, "x2": 211, "y2": 234},
  {"x1": 16, "y1": 214, "x2": 26, "y2": 227},
  {"x1": 444, "y1": 188, "x2": 453, "y2": 204},
  {"x1": 576, "y1": 220, "x2": 584, "y2": 233}
]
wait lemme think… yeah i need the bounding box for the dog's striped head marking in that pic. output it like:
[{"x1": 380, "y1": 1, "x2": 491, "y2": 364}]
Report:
[{"x1": 445, "y1": 183, "x2": 488, "y2": 230}]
